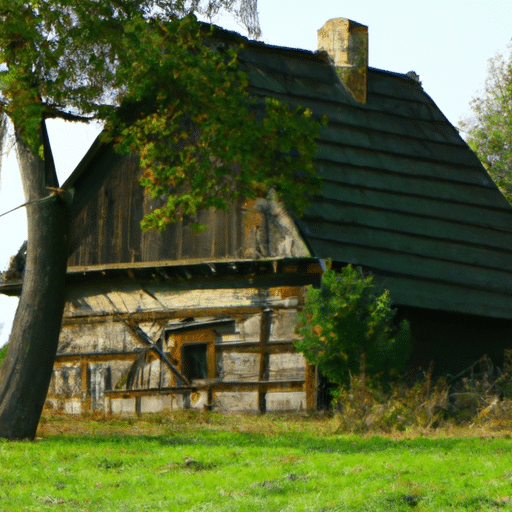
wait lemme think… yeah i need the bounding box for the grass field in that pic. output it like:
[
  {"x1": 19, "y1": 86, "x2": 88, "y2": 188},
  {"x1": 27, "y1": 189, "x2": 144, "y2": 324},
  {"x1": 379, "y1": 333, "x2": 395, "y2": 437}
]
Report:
[{"x1": 0, "y1": 412, "x2": 511, "y2": 511}]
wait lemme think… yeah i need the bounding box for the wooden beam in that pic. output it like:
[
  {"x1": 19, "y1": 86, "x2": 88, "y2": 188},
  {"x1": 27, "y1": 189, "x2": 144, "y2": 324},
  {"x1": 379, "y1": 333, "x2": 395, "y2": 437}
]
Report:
[
  {"x1": 124, "y1": 321, "x2": 190, "y2": 386},
  {"x1": 258, "y1": 309, "x2": 272, "y2": 413},
  {"x1": 103, "y1": 379, "x2": 305, "y2": 397}
]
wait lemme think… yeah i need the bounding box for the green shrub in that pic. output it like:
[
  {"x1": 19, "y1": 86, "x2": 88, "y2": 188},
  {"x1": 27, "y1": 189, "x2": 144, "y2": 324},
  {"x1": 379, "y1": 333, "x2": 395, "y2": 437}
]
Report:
[
  {"x1": 294, "y1": 265, "x2": 411, "y2": 393},
  {"x1": 0, "y1": 343, "x2": 7, "y2": 367}
]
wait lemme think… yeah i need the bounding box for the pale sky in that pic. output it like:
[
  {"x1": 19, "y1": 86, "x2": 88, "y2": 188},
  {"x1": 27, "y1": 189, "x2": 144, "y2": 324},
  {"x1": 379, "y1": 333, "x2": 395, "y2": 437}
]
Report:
[{"x1": 1, "y1": 0, "x2": 512, "y2": 345}]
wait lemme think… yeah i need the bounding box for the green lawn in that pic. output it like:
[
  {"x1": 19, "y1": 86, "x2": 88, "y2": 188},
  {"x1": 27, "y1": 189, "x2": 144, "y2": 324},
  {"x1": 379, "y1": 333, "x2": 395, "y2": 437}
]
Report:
[{"x1": 0, "y1": 413, "x2": 511, "y2": 511}]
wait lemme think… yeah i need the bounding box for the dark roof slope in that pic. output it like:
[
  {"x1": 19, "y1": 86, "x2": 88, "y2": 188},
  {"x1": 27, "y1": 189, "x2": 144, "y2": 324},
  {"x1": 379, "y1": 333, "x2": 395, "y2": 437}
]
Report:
[
  {"x1": 237, "y1": 41, "x2": 512, "y2": 319},
  {"x1": 56, "y1": 28, "x2": 512, "y2": 320}
]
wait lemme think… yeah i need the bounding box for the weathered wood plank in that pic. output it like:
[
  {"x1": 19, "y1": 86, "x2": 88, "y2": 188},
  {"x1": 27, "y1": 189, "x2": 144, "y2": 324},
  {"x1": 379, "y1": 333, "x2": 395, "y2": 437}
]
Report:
[
  {"x1": 318, "y1": 124, "x2": 485, "y2": 168},
  {"x1": 300, "y1": 219, "x2": 512, "y2": 272},
  {"x1": 377, "y1": 274, "x2": 512, "y2": 320},
  {"x1": 309, "y1": 236, "x2": 512, "y2": 293},
  {"x1": 315, "y1": 145, "x2": 491, "y2": 187},
  {"x1": 64, "y1": 283, "x2": 304, "y2": 317},
  {"x1": 124, "y1": 322, "x2": 190, "y2": 386},
  {"x1": 302, "y1": 202, "x2": 512, "y2": 252},
  {"x1": 367, "y1": 70, "x2": 434, "y2": 105},
  {"x1": 309, "y1": 238, "x2": 512, "y2": 317},
  {"x1": 316, "y1": 163, "x2": 507, "y2": 209},
  {"x1": 319, "y1": 102, "x2": 461, "y2": 144},
  {"x1": 249, "y1": 85, "x2": 462, "y2": 146},
  {"x1": 58, "y1": 322, "x2": 140, "y2": 354},
  {"x1": 313, "y1": 182, "x2": 512, "y2": 231},
  {"x1": 240, "y1": 47, "x2": 336, "y2": 84},
  {"x1": 365, "y1": 89, "x2": 447, "y2": 122}
]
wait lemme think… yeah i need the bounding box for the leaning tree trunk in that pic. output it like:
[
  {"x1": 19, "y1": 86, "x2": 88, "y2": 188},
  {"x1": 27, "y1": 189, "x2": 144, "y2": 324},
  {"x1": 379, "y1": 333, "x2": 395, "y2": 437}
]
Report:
[{"x1": 0, "y1": 130, "x2": 68, "y2": 440}]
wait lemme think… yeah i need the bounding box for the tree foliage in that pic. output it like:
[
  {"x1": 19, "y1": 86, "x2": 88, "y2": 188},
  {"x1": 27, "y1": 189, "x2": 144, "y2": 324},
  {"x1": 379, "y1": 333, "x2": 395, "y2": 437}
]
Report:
[
  {"x1": 295, "y1": 265, "x2": 412, "y2": 391},
  {"x1": 0, "y1": 1, "x2": 323, "y2": 440},
  {"x1": 460, "y1": 44, "x2": 512, "y2": 203},
  {"x1": 0, "y1": 1, "x2": 322, "y2": 232},
  {"x1": 109, "y1": 15, "x2": 322, "y2": 231},
  {"x1": 0, "y1": 344, "x2": 6, "y2": 368}
]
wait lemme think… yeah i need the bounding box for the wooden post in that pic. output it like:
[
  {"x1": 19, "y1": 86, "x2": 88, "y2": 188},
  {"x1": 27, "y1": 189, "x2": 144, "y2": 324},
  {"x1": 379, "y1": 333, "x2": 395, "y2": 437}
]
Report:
[{"x1": 258, "y1": 309, "x2": 272, "y2": 413}]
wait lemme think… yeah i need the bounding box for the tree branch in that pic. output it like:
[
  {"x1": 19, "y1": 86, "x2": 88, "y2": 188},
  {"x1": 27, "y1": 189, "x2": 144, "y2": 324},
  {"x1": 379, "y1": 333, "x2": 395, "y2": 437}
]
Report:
[{"x1": 43, "y1": 105, "x2": 94, "y2": 123}]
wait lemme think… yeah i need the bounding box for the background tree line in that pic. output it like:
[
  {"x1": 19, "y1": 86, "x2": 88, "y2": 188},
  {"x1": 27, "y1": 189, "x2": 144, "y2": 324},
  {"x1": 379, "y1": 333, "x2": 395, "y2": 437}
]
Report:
[{"x1": 460, "y1": 42, "x2": 512, "y2": 203}]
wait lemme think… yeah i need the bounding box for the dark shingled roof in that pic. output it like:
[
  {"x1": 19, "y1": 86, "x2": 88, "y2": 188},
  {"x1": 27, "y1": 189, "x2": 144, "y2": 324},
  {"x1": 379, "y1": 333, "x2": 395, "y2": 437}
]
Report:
[
  {"x1": 236, "y1": 38, "x2": 512, "y2": 320},
  {"x1": 37, "y1": 27, "x2": 512, "y2": 321}
]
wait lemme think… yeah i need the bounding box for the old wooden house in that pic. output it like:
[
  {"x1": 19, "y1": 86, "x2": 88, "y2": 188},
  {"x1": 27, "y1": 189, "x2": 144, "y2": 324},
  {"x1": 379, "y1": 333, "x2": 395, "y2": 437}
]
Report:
[{"x1": 3, "y1": 17, "x2": 512, "y2": 415}]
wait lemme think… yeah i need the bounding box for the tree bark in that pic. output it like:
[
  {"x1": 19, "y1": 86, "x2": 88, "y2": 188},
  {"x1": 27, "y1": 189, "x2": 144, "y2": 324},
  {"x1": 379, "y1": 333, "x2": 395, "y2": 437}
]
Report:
[{"x1": 0, "y1": 131, "x2": 67, "y2": 440}]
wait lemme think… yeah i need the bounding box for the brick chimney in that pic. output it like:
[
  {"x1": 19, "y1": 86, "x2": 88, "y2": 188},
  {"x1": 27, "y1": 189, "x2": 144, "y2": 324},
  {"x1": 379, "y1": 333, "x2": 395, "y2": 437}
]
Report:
[{"x1": 317, "y1": 18, "x2": 368, "y2": 103}]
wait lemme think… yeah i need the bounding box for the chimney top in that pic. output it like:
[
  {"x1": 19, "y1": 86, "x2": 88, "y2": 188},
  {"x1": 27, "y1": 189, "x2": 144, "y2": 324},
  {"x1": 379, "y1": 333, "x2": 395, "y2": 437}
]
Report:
[{"x1": 318, "y1": 18, "x2": 368, "y2": 103}]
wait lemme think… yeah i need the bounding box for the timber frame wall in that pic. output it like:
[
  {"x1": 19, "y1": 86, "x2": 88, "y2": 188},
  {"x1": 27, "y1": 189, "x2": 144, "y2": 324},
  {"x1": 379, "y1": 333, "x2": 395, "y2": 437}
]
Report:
[{"x1": 45, "y1": 259, "x2": 322, "y2": 415}]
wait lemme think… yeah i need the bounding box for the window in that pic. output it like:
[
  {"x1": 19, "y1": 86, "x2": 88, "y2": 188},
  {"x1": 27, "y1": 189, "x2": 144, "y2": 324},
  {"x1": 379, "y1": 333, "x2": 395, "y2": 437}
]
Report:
[{"x1": 182, "y1": 343, "x2": 208, "y2": 381}]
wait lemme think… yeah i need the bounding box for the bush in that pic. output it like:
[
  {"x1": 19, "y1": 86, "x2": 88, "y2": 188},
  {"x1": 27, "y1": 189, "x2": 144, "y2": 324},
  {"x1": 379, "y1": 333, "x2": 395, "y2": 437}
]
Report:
[
  {"x1": 294, "y1": 265, "x2": 412, "y2": 393},
  {"x1": 333, "y1": 367, "x2": 449, "y2": 434},
  {"x1": 331, "y1": 352, "x2": 512, "y2": 434},
  {"x1": 0, "y1": 344, "x2": 7, "y2": 367},
  {"x1": 449, "y1": 354, "x2": 512, "y2": 426}
]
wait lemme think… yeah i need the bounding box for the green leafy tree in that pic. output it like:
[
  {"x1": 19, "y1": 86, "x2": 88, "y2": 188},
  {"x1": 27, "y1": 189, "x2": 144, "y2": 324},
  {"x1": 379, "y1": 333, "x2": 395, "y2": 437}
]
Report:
[
  {"x1": 295, "y1": 265, "x2": 411, "y2": 393},
  {"x1": 460, "y1": 44, "x2": 512, "y2": 203},
  {"x1": 0, "y1": 1, "x2": 322, "y2": 439},
  {"x1": 109, "y1": 15, "x2": 321, "y2": 231}
]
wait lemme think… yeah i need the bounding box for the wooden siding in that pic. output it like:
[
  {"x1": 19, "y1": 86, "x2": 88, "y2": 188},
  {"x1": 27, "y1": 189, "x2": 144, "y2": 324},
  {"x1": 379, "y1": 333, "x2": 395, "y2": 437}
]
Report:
[
  {"x1": 67, "y1": 155, "x2": 245, "y2": 266},
  {"x1": 47, "y1": 277, "x2": 311, "y2": 415},
  {"x1": 66, "y1": 155, "x2": 310, "y2": 267}
]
